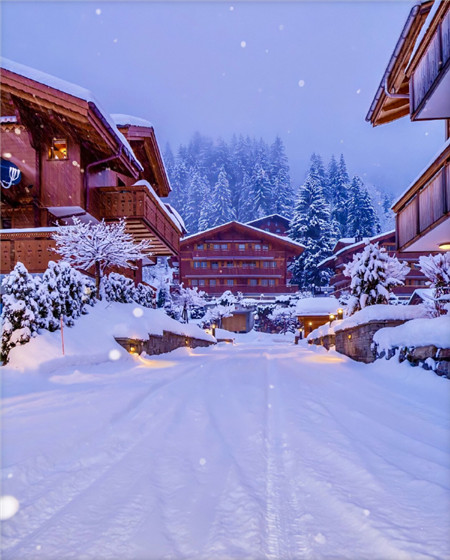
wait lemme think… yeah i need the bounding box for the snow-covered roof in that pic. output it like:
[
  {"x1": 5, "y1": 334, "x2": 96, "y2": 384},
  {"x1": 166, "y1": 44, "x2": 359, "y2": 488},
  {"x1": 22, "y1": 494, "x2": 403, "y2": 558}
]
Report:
[
  {"x1": 334, "y1": 304, "x2": 429, "y2": 333},
  {"x1": 408, "y1": 288, "x2": 434, "y2": 304},
  {"x1": 318, "y1": 230, "x2": 396, "y2": 268},
  {"x1": 246, "y1": 214, "x2": 290, "y2": 225},
  {"x1": 0, "y1": 227, "x2": 58, "y2": 234},
  {"x1": 182, "y1": 221, "x2": 305, "y2": 251},
  {"x1": 133, "y1": 180, "x2": 182, "y2": 233},
  {"x1": 392, "y1": 138, "x2": 450, "y2": 209},
  {"x1": 0, "y1": 116, "x2": 18, "y2": 124},
  {"x1": 296, "y1": 297, "x2": 341, "y2": 316},
  {"x1": 0, "y1": 58, "x2": 143, "y2": 172},
  {"x1": 111, "y1": 114, "x2": 154, "y2": 128}
]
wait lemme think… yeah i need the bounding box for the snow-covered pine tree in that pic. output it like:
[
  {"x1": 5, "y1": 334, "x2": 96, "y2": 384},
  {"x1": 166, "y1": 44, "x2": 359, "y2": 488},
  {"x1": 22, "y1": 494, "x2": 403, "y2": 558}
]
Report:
[
  {"x1": 185, "y1": 169, "x2": 210, "y2": 233},
  {"x1": 1, "y1": 262, "x2": 39, "y2": 362},
  {"x1": 270, "y1": 136, "x2": 294, "y2": 218},
  {"x1": 134, "y1": 283, "x2": 155, "y2": 308},
  {"x1": 288, "y1": 160, "x2": 334, "y2": 288},
  {"x1": 247, "y1": 157, "x2": 272, "y2": 219},
  {"x1": 52, "y1": 217, "x2": 151, "y2": 298},
  {"x1": 268, "y1": 305, "x2": 298, "y2": 334},
  {"x1": 209, "y1": 166, "x2": 235, "y2": 227},
  {"x1": 346, "y1": 176, "x2": 379, "y2": 238},
  {"x1": 330, "y1": 154, "x2": 351, "y2": 236},
  {"x1": 343, "y1": 242, "x2": 409, "y2": 315},
  {"x1": 419, "y1": 253, "x2": 450, "y2": 316}
]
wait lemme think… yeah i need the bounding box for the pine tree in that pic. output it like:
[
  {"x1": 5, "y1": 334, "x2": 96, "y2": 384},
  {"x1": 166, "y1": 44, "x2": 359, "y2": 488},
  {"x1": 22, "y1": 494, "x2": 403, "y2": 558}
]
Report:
[
  {"x1": 185, "y1": 169, "x2": 210, "y2": 233},
  {"x1": 1, "y1": 263, "x2": 39, "y2": 362},
  {"x1": 270, "y1": 136, "x2": 294, "y2": 218},
  {"x1": 346, "y1": 176, "x2": 379, "y2": 238},
  {"x1": 343, "y1": 242, "x2": 409, "y2": 315},
  {"x1": 209, "y1": 166, "x2": 235, "y2": 227},
  {"x1": 104, "y1": 272, "x2": 136, "y2": 304},
  {"x1": 331, "y1": 154, "x2": 350, "y2": 236},
  {"x1": 288, "y1": 165, "x2": 334, "y2": 288},
  {"x1": 248, "y1": 160, "x2": 272, "y2": 218}
]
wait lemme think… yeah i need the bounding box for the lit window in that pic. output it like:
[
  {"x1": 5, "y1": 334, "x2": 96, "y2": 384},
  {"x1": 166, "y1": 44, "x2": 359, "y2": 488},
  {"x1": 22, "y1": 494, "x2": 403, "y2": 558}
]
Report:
[{"x1": 48, "y1": 138, "x2": 68, "y2": 160}]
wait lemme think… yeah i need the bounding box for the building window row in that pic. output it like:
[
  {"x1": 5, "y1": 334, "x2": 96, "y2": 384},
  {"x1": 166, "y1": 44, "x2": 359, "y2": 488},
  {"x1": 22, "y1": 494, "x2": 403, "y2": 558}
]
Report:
[
  {"x1": 196, "y1": 242, "x2": 270, "y2": 251},
  {"x1": 192, "y1": 260, "x2": 279, "y2": 269},
  {"x1": 190, "y1": 278, "x2": 277, "y2": 287}
]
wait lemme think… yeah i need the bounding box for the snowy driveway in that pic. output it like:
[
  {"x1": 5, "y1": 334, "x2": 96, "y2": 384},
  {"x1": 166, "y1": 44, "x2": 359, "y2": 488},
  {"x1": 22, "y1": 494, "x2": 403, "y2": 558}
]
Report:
[{"x1": 2, "y1": 334, "x2": 450, "y2": 559}]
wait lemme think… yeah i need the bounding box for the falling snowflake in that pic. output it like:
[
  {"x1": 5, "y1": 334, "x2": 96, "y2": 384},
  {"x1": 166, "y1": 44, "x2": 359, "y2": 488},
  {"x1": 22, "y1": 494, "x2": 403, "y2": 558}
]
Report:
[
  {"x1": 199, "y1": 457, "x2": 207, "y2": 466},
  {"x1": 425, "y1": 131, "x2": 429, "y2": 136},
  {"x1": 279, "y1": 24, "x2": 284, "y2": 31},
  {"x1": 14, "y1": 128, "x2": 21, "y2": 135},
  {"x1": 0, "y1": 495, "x2": 19, "y2": 520},
  {"x1": 298, "y1": 80, "x2": 305, "y2": 88},
  {"x1": 356, "y1": 88, "x2": 361, "y2": 94},
  {"x1": 133, "y1": 307, "x2": 144, "y2": 318},
  {"x1": 265, "y1": 49, "x2": 270, "y2": 54},
  {"x1": 95, "y1": 8, "x2": 102, "y2": 15},
  {"x1": 113, "y1": 38, "x2": 118, "y2": 43},
  {"x1": 108, "y1": 349, "x2": 121, "y2": 361},
  {"x1": 229, "y1": 5, "x2": 234, "y2": 11},
  {"x1": 240, "y1": 40, "x2": 247, "y2": 48}
]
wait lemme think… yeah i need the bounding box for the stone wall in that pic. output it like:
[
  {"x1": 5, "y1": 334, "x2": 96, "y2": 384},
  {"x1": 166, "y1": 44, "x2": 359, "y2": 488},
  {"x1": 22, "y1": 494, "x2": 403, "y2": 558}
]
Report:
[
  {"x1": 115, "y1": 330, "x2": 215, "y2": 356},
  {"x1": 308, "y1": 334, "x2": 335, "y2": 350},
  {"x1": 335, "y1": 320, "x2": 406, "y2": 363},
  {"x1": 376, "y1": 344, "x2": 450, "y2": 378}
]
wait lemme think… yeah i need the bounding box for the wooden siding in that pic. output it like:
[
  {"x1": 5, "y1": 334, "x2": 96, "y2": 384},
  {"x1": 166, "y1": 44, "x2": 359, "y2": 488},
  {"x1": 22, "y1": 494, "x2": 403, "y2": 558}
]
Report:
[
  {"x1": 40, "y1": 142, "x2": 83, "y2": 207},
  {"x1": 0, "y1": 231, "x2": 57, "y2": 274}
]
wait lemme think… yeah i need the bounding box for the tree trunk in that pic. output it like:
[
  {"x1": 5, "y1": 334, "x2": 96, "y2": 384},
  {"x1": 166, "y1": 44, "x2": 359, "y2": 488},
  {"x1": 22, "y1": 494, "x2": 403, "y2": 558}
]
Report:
[{"x1": 95, "y1": 262, "x2": 101, "y2": 299}]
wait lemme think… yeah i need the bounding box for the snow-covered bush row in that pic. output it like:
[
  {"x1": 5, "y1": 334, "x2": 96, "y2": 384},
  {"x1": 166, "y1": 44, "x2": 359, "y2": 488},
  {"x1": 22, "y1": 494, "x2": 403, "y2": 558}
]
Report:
[
  {"x1": 344, "y1": 242, "x2": 409, "y2": 315},
  {"x1": 1, "y1": 262, "x2": 94, "y2": 363},
  {"x1": 103, "y1": 272, "x2": 155, "y2": 307}
]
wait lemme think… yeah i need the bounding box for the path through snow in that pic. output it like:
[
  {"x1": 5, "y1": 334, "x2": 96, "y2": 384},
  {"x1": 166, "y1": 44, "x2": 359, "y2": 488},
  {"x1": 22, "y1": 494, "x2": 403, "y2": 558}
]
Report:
[{"x1": 1, "y1": 334, "x2": 449, "y2": 559}]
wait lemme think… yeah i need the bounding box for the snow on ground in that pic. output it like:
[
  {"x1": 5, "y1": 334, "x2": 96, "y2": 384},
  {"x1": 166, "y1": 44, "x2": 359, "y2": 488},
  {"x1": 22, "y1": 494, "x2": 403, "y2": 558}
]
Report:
[
  {"x1": 1, "y1": 332, "x2": 449, "y2": 559},
  {"x1": 374, "y1": 315, "x2": 450, "y2": 353},
  {"x1": 4, "y1": 302, "x2": 215, "y2": 375}
]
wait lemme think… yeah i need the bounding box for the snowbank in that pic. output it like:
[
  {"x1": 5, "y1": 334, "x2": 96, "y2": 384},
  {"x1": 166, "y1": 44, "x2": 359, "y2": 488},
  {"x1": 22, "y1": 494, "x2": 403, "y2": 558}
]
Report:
[
  {"x1": 5, "y1": 302, "x2": 215, "y2": 373},
  {"x1": 334, "y1": 304, "x2": 429, "y2": 333},
  {"x1": 296, "y1": 296, "x2": 340, "y2": 316},
  {"x1": 374, "y1": 315, "x2": 450, "y2": 353}
]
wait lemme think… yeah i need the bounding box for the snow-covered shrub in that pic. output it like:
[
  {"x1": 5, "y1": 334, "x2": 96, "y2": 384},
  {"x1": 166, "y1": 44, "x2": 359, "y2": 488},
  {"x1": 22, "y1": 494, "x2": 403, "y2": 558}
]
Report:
[
  {"x1": 268, "y1": 305, "x2": 298, "y2": 334},
  {"x1": 419, "y1": 253, "x2": 450, "y2": 316},
  {"x1": 134, "y1": 283, "x2": 155, "y2": 308},
  {"x1": 344, "y1": 242, "x2": 409, "y2": 315},
  {"x1": 254, "y1": 303, "x2": 275, "y2": 332},
  {"x1": 104, "y1": 272, "x2": 136, "y2": 304},
  {"x1": 171, "y1": 285, "x2": 208, "y2": 323},
  {"x1": 52, "y1": 217, "x2": 151, "y2": 298},
  {"x1": 1, "y1": 263, "x2": 39, "y2": 362},
  {"x1": 202, "y1": 304, "x2": 235, "y2": 329},
  {"x1": 217, "y1": 290, "x2": 237, "y2": 307}
]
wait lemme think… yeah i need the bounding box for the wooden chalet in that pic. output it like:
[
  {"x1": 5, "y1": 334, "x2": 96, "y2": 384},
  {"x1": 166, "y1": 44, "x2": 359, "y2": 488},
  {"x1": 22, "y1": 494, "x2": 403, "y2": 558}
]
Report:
[
  {"x1": 246, "y1": 214, "x2": 290, "y2": 237},
  {"x1": 366, "y1": 0, "x2": 450, "y2": 253},
  {"x1": 179, "y1": 221, "x2": 304, "y2": 296},
  {"x1": 0, "y1": 59, "x2": 183, "y2": 281},
  {"x1": 319, "y1": 230, "x2": 431, "y2": 299},
  {"x1": 295, "y1": 297, "x2": 341, "y2": 337}
]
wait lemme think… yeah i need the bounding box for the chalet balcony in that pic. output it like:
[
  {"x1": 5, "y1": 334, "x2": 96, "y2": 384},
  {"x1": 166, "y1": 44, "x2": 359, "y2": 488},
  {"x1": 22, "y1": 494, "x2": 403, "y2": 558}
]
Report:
[
  {"x1": 90, "y1": 184, "x2": 180, "y2": 256},
  {"x1": 0, "y1": 228, "x2": 57, "y2": 274},
  {"x1": 411, "y1": 7, "x2": 450, "y2": 119},
  {"x1": 182, "y1": 266, "x2": 285, "y2": 277},
  {"x1": 201, "y1": 284, "x2": 298, "y2": 295},
  {"x1": 395, "y1": 149, "x2": 450, "y2": 252},
  {"x1": 189, "y1": 250, "x2": 286, "y2": 260}
]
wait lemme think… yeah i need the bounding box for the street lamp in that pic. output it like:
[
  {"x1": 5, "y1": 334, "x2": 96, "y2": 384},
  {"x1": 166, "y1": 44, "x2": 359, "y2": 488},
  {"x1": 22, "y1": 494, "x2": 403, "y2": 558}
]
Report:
[
  {"x1": 212, "y1": 322, "x2": 217, "y2": 337},
  {"x1": 337, "y1": 308, "x2": 344, "y2": 320},
  {"x1": 329, "y1": 313, "x2": 335, "y2": 325}
]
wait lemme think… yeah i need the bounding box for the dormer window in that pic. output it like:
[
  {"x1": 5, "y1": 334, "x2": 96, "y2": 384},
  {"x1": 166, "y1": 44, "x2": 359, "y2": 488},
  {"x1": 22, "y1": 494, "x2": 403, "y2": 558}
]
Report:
[{"x1": 48, "y1": 138, "x2": 68, "y2": 160}]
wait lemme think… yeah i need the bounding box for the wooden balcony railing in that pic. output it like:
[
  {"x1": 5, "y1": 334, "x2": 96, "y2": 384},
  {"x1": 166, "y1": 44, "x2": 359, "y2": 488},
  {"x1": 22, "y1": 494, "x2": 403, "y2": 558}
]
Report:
[
  {"x1": 0, "y1": 228, "x2": 57, "y2": 274},
  {"x1": 411, "y1": 8, "x2": 450, "y2": 115},
  {"x1": 181, "y1": 266, "x2": 285, "y2": 277},
  {"x1": 188, "y1": 250, "x2": 285, "y2": 259},
  {"x1": 90, "y1": 185, "x2": 181, "y2": 255},
  {"x1": 196, "y1": 284, "x2": 298, "y2": 295},
  {"x1": 397, "y1": 159, "x2": 450, "y2": 250}
]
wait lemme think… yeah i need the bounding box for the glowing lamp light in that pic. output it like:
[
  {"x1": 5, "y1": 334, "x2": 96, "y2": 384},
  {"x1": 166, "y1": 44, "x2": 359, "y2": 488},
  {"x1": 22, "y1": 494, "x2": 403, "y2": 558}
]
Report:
[
  {"x1": 129, "y1": 345, "x2": 136, "y2": 353},
  {"x1": 329, "y1": 313, "x2": 335, "y2": 324},
  {"x1": 438, "y1": 242, "x2": 450, "y2": 251},
  {"x1": 337, "y1": 308, "x2": 344, "y2": 320},
  {"x1": 308, "y1": 321, "x2": 313, "y2": 326},
  {"x1": 348, "y1": 334, "x2": 352, "y2": 340}
]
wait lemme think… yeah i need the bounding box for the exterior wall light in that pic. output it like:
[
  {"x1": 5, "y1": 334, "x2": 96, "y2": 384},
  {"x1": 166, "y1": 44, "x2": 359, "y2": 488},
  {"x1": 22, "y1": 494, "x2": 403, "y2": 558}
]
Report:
[
  {"x1": 329, "y1": 313, "x2": 335, "y2": 324},
  {"x1": 438, "y1": 242, "x2": 450, "y2": 251},
  {"x1": 130, "y1": 345, "x2": 136, "y2": 353},
  {"x1": 347, "y1": 334, "x2": 352, "y2": 340}
]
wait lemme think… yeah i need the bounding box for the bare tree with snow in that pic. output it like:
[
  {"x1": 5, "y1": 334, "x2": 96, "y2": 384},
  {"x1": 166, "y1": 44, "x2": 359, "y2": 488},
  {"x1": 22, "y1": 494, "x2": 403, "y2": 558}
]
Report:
[{"x1": 52, "y1": 218, "x2": 151, "y2": 298}]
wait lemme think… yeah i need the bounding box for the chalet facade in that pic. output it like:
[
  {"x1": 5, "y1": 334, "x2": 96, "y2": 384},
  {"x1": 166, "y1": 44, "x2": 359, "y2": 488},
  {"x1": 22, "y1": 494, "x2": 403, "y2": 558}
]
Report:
[
  {"x1": 320, "y1": 230, "x2": 430, "y2": 299},
  {"x1": 246, "y1": 214, "x2": 290, "y2": 237},
  {"x1": 179, "y1": 221, "x2": 304, "y2": 296},
  {"x1": 366, "y1": 0, "x2": 450, "y2": 253},
  {"x1": 0, "y1": 59, "x2": 183, "y2": 282}
]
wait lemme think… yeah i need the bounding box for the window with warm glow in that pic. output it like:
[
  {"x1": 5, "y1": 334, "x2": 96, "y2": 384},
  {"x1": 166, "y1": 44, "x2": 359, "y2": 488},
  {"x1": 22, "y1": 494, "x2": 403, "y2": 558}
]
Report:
[{"x1": 48, "y1": 138, "x2": 68, "y2": 160}]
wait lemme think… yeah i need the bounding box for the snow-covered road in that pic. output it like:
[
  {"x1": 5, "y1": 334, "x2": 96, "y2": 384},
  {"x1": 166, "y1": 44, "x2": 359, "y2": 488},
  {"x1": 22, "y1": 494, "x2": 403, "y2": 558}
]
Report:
[{"x1": 2, "y1": 334, "x2": 450, "y2": 559}]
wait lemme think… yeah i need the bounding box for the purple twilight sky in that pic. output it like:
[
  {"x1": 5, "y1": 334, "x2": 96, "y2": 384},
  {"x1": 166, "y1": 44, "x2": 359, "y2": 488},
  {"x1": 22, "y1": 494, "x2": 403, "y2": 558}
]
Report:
[{"x1": 1, "y1": 1, "x2": 444, "y2": 194}]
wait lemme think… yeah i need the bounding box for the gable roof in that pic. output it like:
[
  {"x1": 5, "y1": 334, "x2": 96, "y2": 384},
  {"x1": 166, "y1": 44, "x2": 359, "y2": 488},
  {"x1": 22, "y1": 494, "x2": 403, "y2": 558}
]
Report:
[
  {"x1": 0, "y1": 58, "x2": 143, "y2": 175},
  {"x1": 181, "y1": 221, "x2": 304, "y2": 254},
  {"x1": 246, "y1": 214, "x2": 291, "y2": 228}
]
